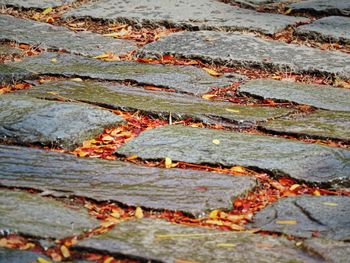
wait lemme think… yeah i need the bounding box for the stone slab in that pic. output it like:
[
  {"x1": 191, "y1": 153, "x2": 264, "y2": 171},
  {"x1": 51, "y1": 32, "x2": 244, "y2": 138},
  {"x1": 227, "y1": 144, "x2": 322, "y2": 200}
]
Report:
[
  {"x1": 0, "y1": 0, "x2": 74, "y2": 9},
  {"x1": 238, "y1": 79, "x2": 350, "y2": 111},
  {"x1": 0, "y1": 64, "x2": 34, "y2": 84},
  {"x1": 116, "y1": 125, "x2": 350, "y2": 188},
  {"x1": 296, "y1": 16, "x2": 350, "y2": 45},
  {"x1": 302, "y1": 238, "x2": 350, "y2": 262},
  {"x1": 21, "y1": 80, "x2": 292, "y2": 128},
  {"x1": 0, "y1": 248, "x2": 51, "y2": 263},
  {"x1": 0, "y1": 188, "x2": 99, "y2": 239},
  {"x1": 261, "y1": 110, "x2": 350, "y2": 143},
  {"x1": 0, "y1": 94, "x2": 124, "y2": 149},
  {"x1": 139, "y1": 31, "x2": 350, "y2": 80},
  {"x1": 0, "y1": 45, "x2": 21, "y2": 55},
  {"x1": 10, "y1": 52, "x2": 238, "y2": 96},
  {"x1": 74, "y1": 219, "x2": 319, "y2": 263},
  {"x1": 0, "y1": 14, "x2": 136, "y2": 57},
  {"x1": 250, "y1": 196, "x2": 350, "y2": 240},
  {"x1": 0, "y1": 145, "x2": 256, "y2": 217},
  {"x1": 289, "y1": 0, "x2": 350, "y2": 16},
  {"x1": 64, "y1": 0, "x2": 308, "y2": 35}
]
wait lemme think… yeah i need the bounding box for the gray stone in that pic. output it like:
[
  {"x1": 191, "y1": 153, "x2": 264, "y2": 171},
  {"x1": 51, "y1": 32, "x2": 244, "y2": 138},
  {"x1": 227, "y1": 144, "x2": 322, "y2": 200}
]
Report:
[
  {"x1": 302, "y1": 238, "x2": 350, "y2": 263},
  {"x1": 74, "y1": 219, "x2": 319, "y2": 263},
  {"x1": 0, "y1": 45, "x2": 21, "y2": 55},
  {"x1": 0, "y1": 94, "x2": 124, "y2": 149},
  {"x1": 116, "y1": 125, "x2": 350, "y2": 187},
  {"x1": 261, "y1": 110, "x2": 350, "y2": 143},
  {"x1": 0, "y1": 14, "x2": 136, "y2": 57},
  {"x1": 0, "y1": 145, "x2": 256, "y2": 216},
  {"x1": 0, "y1": 188, "x2": 99, "y2": 239},
  {"x1": 238, "y1": 79, "x2": 350, "y2": 111},
  {"x1": 10, "y1": 52, "x2": 237, "y2": 95},
  {"x1": 0, "y1": 64, "x2": 34, "y2": 84},
  {"x1": 139, "y1": 31, "x2": 350, "y2": 80},
  {"x1": 21, "y1": 80, "x2": 292, "y2": 128},
  {"x1": 64, "y1": 0, "x2": 308, "y2": 35},
  {"x1": 0, "y1": 0, "x2": 74, "y2": 9},
  {"x1": 250, "y1": 196, "x2": 350, "y2": 240},
  {"x1": 0, "y1": 247, "x2": 50, "y2": 263},
  {"x1": 233, "y1": 0, "x2": 291, "y2": 8},
  {"x1": 296, "y1": 16, "x2": 350, "y2": 45},
  {"x1": 289, "y1": 0, "x2": 350, "y2": 16}
]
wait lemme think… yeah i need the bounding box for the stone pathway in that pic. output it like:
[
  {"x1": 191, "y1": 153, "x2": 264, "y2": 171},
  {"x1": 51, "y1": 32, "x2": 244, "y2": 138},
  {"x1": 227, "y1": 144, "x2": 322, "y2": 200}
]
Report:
[{"x1": 0, "y1": 0, "x2": 350, "y2": 262}]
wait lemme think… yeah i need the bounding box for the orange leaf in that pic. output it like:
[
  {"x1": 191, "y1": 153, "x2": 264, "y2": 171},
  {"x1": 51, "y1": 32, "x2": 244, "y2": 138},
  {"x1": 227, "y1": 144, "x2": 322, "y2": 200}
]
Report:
[{"x1": 276, "y1": 220, "x2": 297, "y2": 225}]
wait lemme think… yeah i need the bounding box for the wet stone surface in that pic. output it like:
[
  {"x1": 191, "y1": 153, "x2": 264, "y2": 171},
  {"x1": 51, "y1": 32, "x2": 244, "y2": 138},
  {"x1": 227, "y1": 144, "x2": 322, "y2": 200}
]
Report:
[
  {"x1": 21, "y1": 80, "x2": 292, "y2": 128},
  {"x1": 10, "y1": 52, "x2": 238, "y2": 96},
  {"x1": 74, "y1": 219, "x2": 319, "y2": 263},
  {"x1": 261, "y1": 110, "x2": 350, "y2": 143},
  {"x1": 250, "y1": 196, "x2": 350, "y2": 241},
  {"x1": 238, "y1": 79, "x2": 350, "y2": 111},
  {"x1": 295, "y1": 16, "x2": 350, "y2": 44},
  {"x1": 0, "y1": 14, "x2": 136, "y2": 57},
  {"x1": 0, "y1": 188, "x2": 99, "y2": 240},
  {"x1": 117, "y1": 125, "x2": 350, "y2": 188},
  {"x1": 0, "y1": 0, "x2": 74, "y2": 9},
  {"x1": 0, "y1": 247, "x2": 51, "y2": 263},
  {"x1": 0, "y1": 64, "x2": 34, "y2": 84},
  {"x1": 139, "y1": 31, "x2": 350, "y2": 79},
  {"x1": 302, "y1": 238, "x2": 350, "y2": 262},
  {"x1": 64, "y1": 0, "x2": 308, "y2": 35},
  {"x1": 289, "y1": 0, "x2": 350, "y2": 16},
  {"x1": 0, "y1": 94, "x2": 124, "y2": 150},
  {"x1": 0, "y1": 145, "x2": 256, "y2": 216}
]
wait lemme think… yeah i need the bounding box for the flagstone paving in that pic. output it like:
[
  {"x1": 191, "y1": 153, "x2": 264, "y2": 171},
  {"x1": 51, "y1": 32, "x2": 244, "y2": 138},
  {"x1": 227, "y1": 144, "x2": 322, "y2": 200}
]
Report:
[
  {"x1": 0, "y1": 64, "x2": 33, "y2": 84},
  {"x1": 117, "y1": 125, "x2": 350, "y2": 188},
  {"x1": 289, "y1": 0, "x2": 350, "y2": 16},
  {"x1": 139, "y1": 31, "x2": 350, "y2": 79},
  {"x1": 0, "y1": 14, "x2": 136, "y2": 57},
  {"x1": 261, "y1": 110, "x2": 350, "y2": 142},
  {"x1": 0, "y1": 247, "x2": 51, "y2": 263},
  {"x1": 74, "y1": 219, "x2": 320, "y2": 263},
  {"x1": 21, "y1": 80, "x2": 291, "y2": 128},
  {"x1": 295, "y1": 16, "x2": 350, "y2": 45},
  {"x1": 64, "y1": 0, "x2": 308, "y2": 35},
  {"x1": 0, "y1": 94, "x2": 124, "y2": 149},
  {"x1": 0, "y1": 0, "x2": 75, "y2": 9},
  {"x1": 0, "y1": 188, "x2": 99, "y2": 240},
  {"x1": 0, "y1": 145, "x2": 256, "y2": 216},
  {"x1": 9, "y1": 52, "x2": 238, "y2": 95},
  {"x1": 250, "y1": 196, "x2": 350, "y2": 240},
  {"x1": 238, "y1": 79, "x2": 350, "y2": 111},
  {"x1": 0, "y1": 45, "x2": 21, "y2": 56}
]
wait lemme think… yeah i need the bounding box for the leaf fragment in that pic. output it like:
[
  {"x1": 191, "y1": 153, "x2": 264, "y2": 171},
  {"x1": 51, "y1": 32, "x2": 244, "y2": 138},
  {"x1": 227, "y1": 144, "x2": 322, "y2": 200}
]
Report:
[
  {"x1": 276, "y1": 220, "x2": 297, "y2": 225},
  {"x1": 209, "y1": 209, "x2": 220, "y2": 219},
  {"x1": 103, "y1": 256, "x2": 114, "y2": 263},
  {"x1": 216, "y1": 243, "x2": 237, "y2": 248},
  {"x1": 60, "y1": 245, "x2": 70, "y2": 258},
  {"x1": 212, "y1": 139, "x2": 220, "y2": 145},
  {"x1": 321, "y1": 202, "x2": 338, "y2": 207},
  {"x1": 135, "y1": 207, "x2": 144, "y2": 219},
  {"x1": 225, "y1": 108, "x2": 240, "y2": 113},
  {"x1": 230, "y1": 166, "x2": 245, "y2": 173},
  {"x1": 42, "y1": 7, "x2": 53, "y2": 15},
  {"x1": 202, "y1": 67, "x2": 223, "y2": 77},
  {"x1": 289, "y1": 184, "x2": 300, "y2": 191},
  {"x1": 37, "y1": 257, "x2": 52, "y2": 263},
  {"x1": 165, "y1": 157, "x2": 173, "y2": 168},
  {"x1": 201, "y1": 94, "x2": 216, "y2": 100}
]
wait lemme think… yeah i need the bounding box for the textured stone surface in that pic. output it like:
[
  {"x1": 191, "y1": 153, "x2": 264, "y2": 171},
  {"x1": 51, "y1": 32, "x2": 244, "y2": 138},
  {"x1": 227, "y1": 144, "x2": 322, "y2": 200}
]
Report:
[
  {"x1": 10, "y1": 52, "x2": 237, "y2": 95},
  {"x1": 0, "y1": 188, "x2": 99, "y2": 239},
  {"x1": 117, "y1": 125, "x2": 350, "y2": 187},
  {"x1": 261, "y1": 110, "x2": 350, "y2": 143},
  {"x1": 0, "y1": 0, "x2": 74, "y2": 9},
  {"x1": 139, "y1": 31, "x2": 350, "y2": 79},
  {"x1": 0, "y1": 145, "x2": 256, "y2": 216},
  {"x1": 22, "y1": 80, "x2": 291, "y2": 128},
  {"x1": 0, "y1": 94, "x2": 124, "y2": 149},
  {"x1": 251, "y1": 196, "x2": 350, "y2": 240},
  {"x1": 0, "y1": 14, "x2": 136, "y2": 56},
  {"x1": 302, "y1": 238, "x2": 350, "y2": 262},
  {"x1": 296, "y1": 16, "x2": 350, "y2": 44},
  {"x1": 64, "y1": 0, "x2": 308, "y2": 35},
  {"x1": 238, "y1": 79, "x2": 350, "y2": 111},
  {"x1": 289, "y1": 0, "x2": 350, "y2": 16},
  {"x1": 75, "y1": 219, "x2": 319, "y2": 263},
  {"x1": 0, "y1": 45, "x2": 21, "y2": 55},
  {"x1": 0, "y1": 248, "x2": 51, "y2": 263},
  {"x1": 0, "y1": 64, "x2": 33, "y2": 84}
]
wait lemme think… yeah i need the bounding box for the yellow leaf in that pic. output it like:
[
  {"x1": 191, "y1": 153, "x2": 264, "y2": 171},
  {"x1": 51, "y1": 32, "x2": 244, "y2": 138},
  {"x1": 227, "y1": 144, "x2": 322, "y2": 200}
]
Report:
[
  {"x1": 103, "y1": 256, "x2": 114, "y2": 263},
  {"x1": 42, "y1": 7, "x2": 53, "y2": 15},
  {"x1": 94, "y1": 53, "x2": 110, "y2": 59},
  {"x1": 216, "y1": 243, "x2": 237, "y2": 248},
  {"x1": 284, "y1": 7, "x2": 292, "y2": 15},
  {"x1": 50, "y1": 58, "x2": 57, "y2": 63},
  {"x1": 313, "y1": 190, "x2": 321, "y2": 196},
  {"x1": 60, "y1": 245, "x2": 70, "y2": 258},
  {"x1": 71, "y1": 78, "x2": 83, "y2": 82},
  {"x1": 209, "y1": 209, "x2": 220, "y2": 219},
  {"x1": 201, "y1": 94, "x2": 216, "y2": 100},
  {"x1": 135, "y1": 207, "x2": 144, "y2": 219},
  {"x1": 276, "y1": 220, "x2": 297, "y2": 225},
  {"x1": 37, "y1": 257, "x2": 52, "y2": 263},
  {"x1": 212, "y1": 139, "x2": 220, "y2": 145},
  {"x1": 202, "y1": 67, "x2": 223, "y2": 77},
  {"x1": 100, "y1": 221, "x2": 116, "y2": 228},
  {"x1": 230, "y1": 166, "x2": 245, "y2": 173},
  {"x1": 228, "y1": 223, "x2": 245, "y2": 231},
  {"x1": 111, "y1": 211, "x2": 121, "y2": 218},
  {"x1": 289, "y1": 184, "x2": 300, "y2": 191},
  {"x1": 103, "y1": 32, "x2": 120, "y2": 37},
  {"x1": 75, "y1": 150, "x2": 89, "y2": 157},
  {"x1": 126, "y1": 155, "x2": 138, "y2": 161},
  {"x1": 225, "y1": 108, "x2": 240, "y2": 113},
  {"x1": 206, "y1": 219, "x2": 223, "y2": 226},
  {"x1": 322, "y1": 202, "x2": 338, "y2": 207},
  {"x1": 165, "y1": 157, "x2": 172, "y2": 168}
]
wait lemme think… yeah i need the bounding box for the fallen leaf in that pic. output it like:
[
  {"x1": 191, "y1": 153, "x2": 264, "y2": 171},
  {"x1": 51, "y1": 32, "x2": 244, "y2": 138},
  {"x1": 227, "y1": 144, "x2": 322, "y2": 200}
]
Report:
[
  {"x1": 216, "y1": 243, "x2": 237, "y2": 248},
  {"x1": 209, "y1": 210, "x2": 220, "y2": 219},
  {"x1": 230, "y1": 166, "x2": 245, "y2": 173},
  {"x1": 276, "y1": 220, "x2": 297, "y2": 225},
  {"x1": 202, "y1": 67, "x2": 223, "y2": 77},
  {"x1": 60, "y1": 245, "x2": 70, "y2": 258},
  {"x1": 321, "y1": 202, "x2": 338, "y2": 207},
  {"x1": 42, "y1": 7, "x2": 53, "y2": 15},
  {"x1": 165, "y1": 157, "x2": 172, "y2": 168},
  {"x1": 289, "y1": 184, "x2": 300, "y2": 191},
  {"x1": 284, "y1": 7, "x2": 292, "y2": 15},
  {"x1": 126, "y1": 155, "x2": 138, "y2": 161},
  {"x1": 201, "y1": 94, "x2": 216, "y2": 100},
  {"x1": 212, "y1": 139, "x2": 220, "y2": 145},
  {"x1": 135, "y1": 207, "x2": 144, "y2": 219},
  {"x1": 225, "y1": 108, "x2": 240, "y2": 113},
  {"x1": 50, "y1": 58, "x2": 57, "y2": 63},
  {"x1": 71, "y1": 78, "x2": 83, "y2": 82},
  {"x1": 313, "y1": 190, "x2": 321, "y2": 196},
  {"x1": 37, "y1": 257, "x2": 52, "y2": 263},
  {"x1": 103, "y1": 256, "x2": 114, "y2": 263}
]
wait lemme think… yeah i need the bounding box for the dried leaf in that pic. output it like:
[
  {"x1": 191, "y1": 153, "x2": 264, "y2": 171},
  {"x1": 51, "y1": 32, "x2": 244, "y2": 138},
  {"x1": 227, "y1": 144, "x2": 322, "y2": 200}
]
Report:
[
  {"x1": 126, "y1": 155, "x2": 138, "y2": 161},
  {"x1": 212, "y1": 139, "x2": 220, "y2": 145},
  {"x1": 209, "y1": 210, "x2": 220, "y2": 219},
  {"x1": 289, "y1": 184, "x2": 300, "y2": 191},
  {"x1": 313, "y1": 190, "x2": 321, "y2": 196},
  {"x1": 284, "y1": 7, "x2": 292, "y2": 15},
  {"x1": 230, "y1": 166, "x2": 245, "y2": 173},
  {"x1": 60, "y1": 245, "x2": 70, "y2": 258},
  {"x1": 201, "y1": 94, "x2": 216, "y2": 100},
  {"x1": 276, "y1": 220, "x2": 297, "y2": 225},
  {"x1": 50, "y1": 58, "x2": 57, "y2": 63},
  {"x1": 202, "y1": 67, "x2": 223, "y2": 77},
  {"x1": 225, "y1": 108, "x2": 240, "y2": 113},
  {"x1": 135, "y1": 207, "x2": 144, "y2": 219},
  {"x1": 37, "y1": 257, "x2": 52, "y2": 263},
  {"x1": 216, "y1": 243, "x2": 237, "y2": 248},
  {"x1": 321, "y1": 202, "x2": 338, "y2": 207},
  {"x1": 42, "y1": 7, "x2": 53, "y2": 15},
  {"x1": 165, "y1": 157, "x2": 172, "y2": 168},
  {"x1": 103, "y1": 256, "x2": 114, "y2": 263}
]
